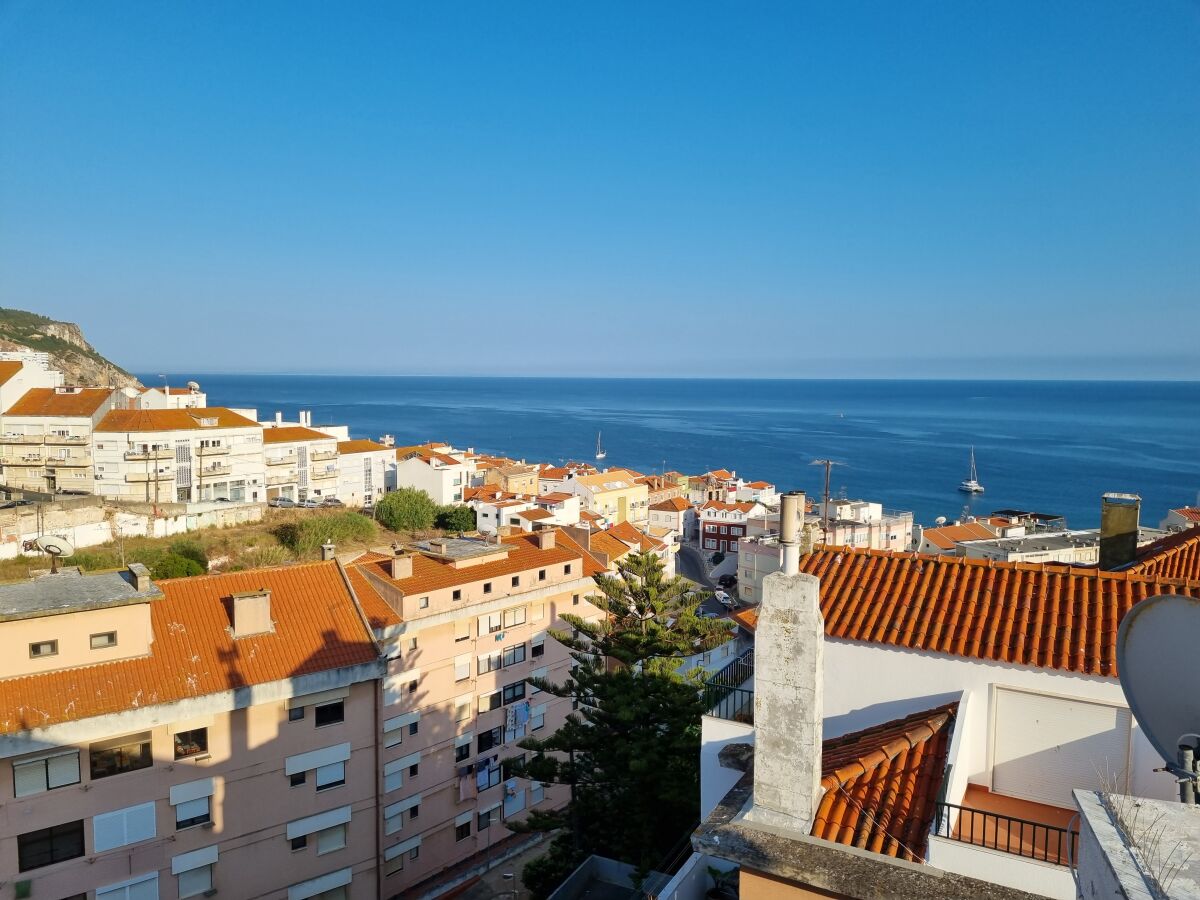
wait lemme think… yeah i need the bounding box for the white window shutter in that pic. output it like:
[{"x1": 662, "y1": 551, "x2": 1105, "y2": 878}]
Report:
[
  {"x1": 47, "y1": 752, "x2": 80, "y2": 789},
  {"x1": 13, "y1": 761, "x2": 46, "y2": 797}
]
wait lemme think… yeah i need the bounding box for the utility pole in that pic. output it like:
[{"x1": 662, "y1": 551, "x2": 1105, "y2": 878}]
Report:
[{"x1": 809, "y1": 459, "x2": 844, "y2": 543}]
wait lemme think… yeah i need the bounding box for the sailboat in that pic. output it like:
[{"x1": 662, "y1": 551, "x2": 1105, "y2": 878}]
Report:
[
  {"x1": 595, "y1": 431, "x2": 607, "y2": 460},
  {"x1": 958, "y1": 446, "x2": 985, "y2": 494}
]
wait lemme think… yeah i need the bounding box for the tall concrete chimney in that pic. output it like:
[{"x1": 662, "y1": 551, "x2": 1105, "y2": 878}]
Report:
[
  {"x1": 321, "y1": 542, "x2": 336, "y2": 561},
  {"x1": 1099, "y1": 492, "x2": 1141, "y2": 570},
  {"x1": 749, "y1": 548, "x2": 824, "y2": 834},
  {"x1": 779, "y1": 491, "x2": 805, "y2": 576}
]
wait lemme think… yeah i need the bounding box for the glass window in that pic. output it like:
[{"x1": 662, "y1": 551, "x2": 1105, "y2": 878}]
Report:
[
  {"x1": 29, "y1": 640, "x2": 57, "y2": 658},
  {"x1": 288, "y1": 706, "x2": 305, "y2": 722},
  {"x1": 456, "y1": 821, "x2": 471, "y2": 841},
  {"x1": 503, "y1": 682, "x2": 526, "y2": 704},
  {"x1": 316, "y1": 762, "x2": 345, "y2": 790},
  {"x1": 531, "y1": 639, "x2": 545, "y2": 658},
  {"x1": 18, "y1": 820, "x2": 84, "y2": 871},
  {"x1": 315, "y1": 700, "x2": 345, "y2": 727},
  {"x1": 290, "y1": 772, "x2": 306, "y2": 787},
  {"x1": 90, "y1": 732, "x2": 153, "y2": 779},
  {"x1": 478, "y1": 652, "x2": 502, "y2": 675},
  {"x1": 90, "y1": 632, "x2": 118, "y2": 649},
  {"x1": 291, "y1": 835, "x2": 308, "y2": 851},
  {"x1": 511, "y1": 576, "x2": 519, "y2": 587},
  {"x1": 478, "y1": 727, "x2": 502, "y2": 753},
  {"x1": 418, "y1": 597, "x2": 429, "y2": 609},
  {"x1": 173, "y1": 728, "x2": 208, "y2": 760},
  {"x1": 178, "y1": 863, "x2": 213, "y2": 899},
  {"x1": 175, "y1": 796, "x2": 210, "y2": 829},
  {"x1": 503, "y1": 644, "x2": 526, "y2": 667},
  {"x1": 316, "y1": 823, "x2": 347, "y2": 855},
  {"x1": 455, "y1": 655, "x2": 471, "y2": 681},
  {"x1": 13, "y1": 751, "x2": 80, "y2": 797},
  {"x1": 538, "y1": 569, "x2": 546, "y2": 581},
  {"x1": 478, "y1": 808, "x2": 495, "y2": 829},
  {"x1": 455, "y1": 743, "x2": 470, "y2": 762},
  {"x1": 483, "y1": 582, "x2": 492, "y2": 594},
  {"x1": 453, "y1": 589, "x2": 462, "y2": 601},
  {"x1": 503, "y1": 607, "x2": 526, "y2": 628},
  {"x1": 564, "y1": 564, "x2": 572, "y2": 575},
  {"x1": 479, "y1": 691, "x2": 501, "y2": 712}
]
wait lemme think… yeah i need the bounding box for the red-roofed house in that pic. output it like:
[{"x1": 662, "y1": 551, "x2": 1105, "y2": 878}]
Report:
[
  {"x1": 391, "y1": 444, "x2": 475, "y2": 504},
  {"x1": 1160, "y1": 506, "x2": 1200, "y2": 531},
  {"x1": 336, "y1": 439, "x2": 393, "y2": 508},
  {"x1": 262, "y1": 424, "x2": 339, "y2": 503},
  {"x1": 698, "y1": 500, "x2": 769, "y2": 555},
  {"x1": 1, "y1": 387, "x2": 124, "y2": 493}
]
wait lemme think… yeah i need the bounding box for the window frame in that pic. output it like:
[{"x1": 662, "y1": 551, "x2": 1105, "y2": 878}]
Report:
[
  {"x1": 173, "y1": 727, "x2": 208, "y2": 761},
  {"x1": 314, "y1": 700, "x2": 345, "y2": 728},
  {"x1": 29, "y1": 639, "x2": 58, "y2": 659},
  {"x1": 90, "y1": 631, "x2": 118, "y2": 650},
  {"x1": 17, "y1": 819, "x2": 85, "y2": 872},
  {"x1": 89, "y1": 732, "x2": 153, "y2": 780}
]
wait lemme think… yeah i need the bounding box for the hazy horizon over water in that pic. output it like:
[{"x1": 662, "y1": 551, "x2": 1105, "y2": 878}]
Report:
[{"x1": 143, "y1": 374, "x2": 1200, "y2": 529}]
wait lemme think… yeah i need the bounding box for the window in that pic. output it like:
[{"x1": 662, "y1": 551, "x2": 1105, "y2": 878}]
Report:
[
  {"x1": 720, "y1": 526, "x2": 727, "y2": 534},
  {"x1": 477, "y1": 761, "x2": 501, "y2": 791},
  {"x1": 317, "y1": 823, "x2": 347, "y2": 855},
  {"x1": 418, "y1": 596, "x2": 429, "y2": 609},
  {"x1": 178, "y1": 864, "x2": 213, "y2": 898},
  {"x1": 174, "y1": 728, "x2": 208, "y2": 760},
  {"x1": 456, "y1": 821, "x2": 471, "y2": 841},
  {"x1": 455, "y1": 654, "x2": 471, "y2": 681},
  {"x1": 480, "y1": 612, "x2": 503, "y2": 634},
  {"x1": 454, "y1": 618, "x2": 470, "y2": 641},
  {"x1": 706, "y1": 524, "x2": 716, "y2": 533},
  {"x1": 503, "y1": 607, "x2": 526, "y2": 627},
  {"x1": 94, "y1": 802, "x2": 157, "y2": 852},
  {"x1": 91, "y1": 631, "x2": 118, "y2": 649},
  {"x1": 410, "y1": 845, "x2": 420, "y2": 860},
  {"x1": 408, "y1": 721, "x2": 419, "y2": 736},
  {"x1": 455, "y1": 742, "x2": 470, "y2": 762},
  {"x1": 316, "y1": 762, "x2": 345, "y2": 790},
  {"x1": 12, "y1": 750, "x2": 80, "y2": 797},
  {"x1": 564, "y1": 564, "x2": 572, "y2": 575},
  {"x1": 478, "y1": 806, "x2": 498, "y2": 829},
  {"x1": 483, "y1": 582, "x2": 493, "y2": 594},
  {"x1": 531, "y1": 603, "x2": 545, "y2": 621},
  {"x1": 478, "y1": 651, "x2": 502, "y2": 675},
  {"x1": 408, "y1": 761, "x2": 419, "y2": 777},
  {"x1": 503, "y1": 681, "x2": 526, "y2": 704},
  {"x1": 408, "y1": 636, "x2": 418, "y2": 651},
  {"x1": 291, "y1": 836, "x2": 308, "y2": 851},
  {"x1": 531, "y1": 636, "x2": 545, "y2": 658},
  {"x1": 503, "y1": 644, "x2": 526, "y2": 667},
  {"x1": 529, "y1": 666, "x2": 547, "y2": 694},
  {"x1": 289, "y1": 706, "x2": 305, "y2": 722},
  {"x1": 705, "y1": 539, "x2": 717, "y2": 549},
  {"x1": 511, "y1": 576, "x2": 520, "y2": 587},
  {"x1": 532, "y1": 706, "x2": 546, "y2": 731},
  {"x1": 478, "y1": 726, "x2": 502, "y2": 753},
  {"x1": 290, "y1": 772, "x2": 306, "y2": 787},
  {"x1": 538, "y1": 569, "x2": 546, "y2": 581},
  {"x1": 90, "y1": 732, "x2": 152, "y2": 779},
  {"x1": 29, "y1": 640, "x2": 57, "y2": 658},
  {"x1": 454, "y1": 696, "x2": 472, "y2": 722},
  {"x1": 18, "y1": 820, "x2": 84, "y2": 871},
  {"x1": 176, "y1": 796, "x2": 210, "y2": 829},
  {"x1": 315, "y1": 700, "x2": 345, "y2": 727},
  {"x1": 573, "y1": 594, "x2": 580, "y2": 606},
  {"x1": 453, "y1": 589, "x2": 462, "y2": 601},
  {"x1": 409, "y1": 803, "x2": 419, "y2": 820},
  {"x1": 479, "y1": 690, "x2": 501, "y2": 712}
]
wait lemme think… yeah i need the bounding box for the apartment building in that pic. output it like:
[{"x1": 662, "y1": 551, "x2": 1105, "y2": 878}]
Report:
[
  {"x1": 0, "y1": 561, "x2": 384, "y2": 900},
  {"x1": 698, "y1": 500, "x2": 769, "y2": 555},
  {"x1": 0, "y1": 357, "x2": 64, "y2": 413},
  {"x1": 483, "y1": 463, "x2": 539, "y2": 496},
  {"x1": 536, "y1": 463, "x2": 596, "y2": 495},
  {"x1": 563, "y1": 469, "x2": 649, "y2": 526},
  {"x1": 134, "y1": 385, "x2": 207, "y2": 410},
  {"x1": 336, "y1": 440, "x2": 393, "y2": 508},
  {"x1": 0, "y1": 387, "x2": 124, "y2": 494},
  {"x1": 343, "y1": 531, "x2": 604, "y2": 897},
  {"x1": 687, "y1": 469, "x2": 742, "y2": 506},
  {"x1": 92, "y1": 408, "x2": 265, "y2": 504},
  {"x1": 392, "y1": 446, "x2": 475, "y2": 505},
  {"x1": 648, "y1": 497, "x2": 694, "y2": 543},
  {"x1": 635, "y1": 475, "x2": 685, "y2": 505},
  {"x1": 263, "y1": 425, "x2": 340, "y2": 503}
]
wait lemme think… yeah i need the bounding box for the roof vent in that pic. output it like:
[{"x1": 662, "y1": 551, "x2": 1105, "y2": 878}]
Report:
[
  {"x1": 390, "y1": 552, "x2": 413, "y2": 580},
  {"x1": 321, "y1": 542, "x2": 336, "y2": 561},
  {"x1": 536, "y1": 530, "x2": 556, "y2": 551},
  {"x1": 232, "y1": 589, "x2": 273, "y2": 638}
]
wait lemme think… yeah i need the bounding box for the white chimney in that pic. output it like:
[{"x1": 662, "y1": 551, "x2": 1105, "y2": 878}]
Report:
[
  {"x1": 275, "y1": 411, "x2": 283, "y2": 425},
  {"x1": 232, "y1": 589, "x2": 273, "y2": 638},
  {"x1": 748, "y1": 517, "x2": 824, "y2": 834},
  {"x1": 779, "y1": 491, "x2": 804, "y2": 575}
]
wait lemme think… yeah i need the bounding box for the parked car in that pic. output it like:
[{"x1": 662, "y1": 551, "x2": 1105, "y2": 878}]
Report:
[
  {"x1": 698, "y1": 609, "x2": 720, "y2": 619},
  {"x1": 298, "y1": 497, "x2": 322, "y2": 508},
  {"x1": 715, "y1": 590, "x2": 737, "y2": 609},
  {"x1": 717, "y1": 573, "x2": 738, "y2": 588},
  {"x1": 268, "y1": 497, "x2": 296, "y2": 508},
  {"x1": 321, "y1": 497, "x2": 345, "y2": 508}
]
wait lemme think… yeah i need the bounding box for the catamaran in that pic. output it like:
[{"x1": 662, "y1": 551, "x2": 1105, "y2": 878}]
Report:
[
  {"x1": 958, "y1": 446, "x2": 985, "y2": 494},
  {"x1": 595, "y1": 431, "x2": 607, "y2": 460}
]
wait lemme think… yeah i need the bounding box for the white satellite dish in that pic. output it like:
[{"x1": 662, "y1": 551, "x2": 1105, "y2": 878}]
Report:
[
  {"x1": 34, "y1": 535, "x2": 75, "y2": 573},
  {"x1": 1117, "y1": 593, "x2": 1200, "y2": 778},
  {"x1": 187, "y1": 380, "x2": 200, "y2": 391},
  {"x1": 935, "y1": 516, "x2": 947, "y2": 526}
]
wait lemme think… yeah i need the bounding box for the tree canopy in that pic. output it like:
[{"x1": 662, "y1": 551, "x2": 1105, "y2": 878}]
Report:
[
  {"x1": 374, "y1": 487, "x2": 438, "y2": 532},
  {"x1": 435, "y1": 504, "x2": 476, "y2": 532}
]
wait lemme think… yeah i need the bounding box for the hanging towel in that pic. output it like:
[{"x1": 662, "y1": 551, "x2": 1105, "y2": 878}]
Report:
[{"x1": 514, "y1": 700, "x2": 531, "y2": 726}]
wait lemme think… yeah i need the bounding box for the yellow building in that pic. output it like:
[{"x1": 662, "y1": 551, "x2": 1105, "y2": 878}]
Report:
[{"x1": 564, "y1": 469, "x2": 649, "y2": 526}]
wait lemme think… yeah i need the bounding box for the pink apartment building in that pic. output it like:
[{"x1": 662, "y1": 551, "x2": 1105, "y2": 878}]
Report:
[
  {"x1": 344, "y1": 531, "x2": 603, "y2": 898},
  {"x1": 0, "y1": 561, "x2": 384, "y2": 900}
]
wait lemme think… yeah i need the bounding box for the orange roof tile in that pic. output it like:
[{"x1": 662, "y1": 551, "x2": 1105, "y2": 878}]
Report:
[
  {"x1": 919, "y1": 521, "x2": 997, "y2": 550},
  {"x1": 699, "y1": 500, "x2": 756, "y2": 514},
  {"x1": 5, "y1": 387, "x2": 113, "y2": 417},
  {"x1": 537, "y1": 492, "x2": 574, "y2": 504},
  {"x1": 0, "y1": 361, "x2": 25, "y2": 387},
  {"x1": 1124, "y1": 525, "x2": 1200, "y2": 581},
  {"x1": 745, "y1": 480, "x2": 773, "y2": 490},
  {"x1": 554, "y1": 530, "x2": 608, "y2": 577},
  {"x1": 801, "y1": 546, "x2": 1200, "y2": 676},
  {"x1": 651, "y1": 497, "x2": 691, "y2": 512},
  {"x1": 606, "y1": 521, "x2": 666, "y2": 553},
  {"x1": 518, "y1": 509, "x2": 554, "y2": 521},
  {"x1": 337, "y1": 439, "x2": 390, "y2": 454},
  {"x1": 0, "y1": 563, "x2": 378, "y2": 736},
  {"x1": 345, "y1": 563, "x2": 402, "y2": 629},
  {"x1": 263, "y1": 425, "x2": 336, "y2": 444},
  {"x1": 590, "y1": 531, "x2": 634, "y2": 561},
  {"x1": 731, "y1": 607, "x2": 759, "y2": 633},
  {"x1": 813, "y1": 703, "x2": 956, "y2": 861},
  {"x1": 96, "y1": 407, "x2": 259, "y2": 432},
  {"x1": 1174, "y1": 508, "x2": 1200, "y2": 523}
]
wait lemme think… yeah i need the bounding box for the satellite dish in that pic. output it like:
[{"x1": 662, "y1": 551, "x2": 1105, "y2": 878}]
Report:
[
  {"x1": 187, "y1": 380, "x2": 200, "y2": 391},
  {"x1": 935, "y1": 516, "x2": 947, "y2": 526},
  {"x1": 34, "y1": 535, "x2": 75, "y2": 574},
  {"x1": 1117, "y1": 593, "x2": 1200, "y2": 771}
]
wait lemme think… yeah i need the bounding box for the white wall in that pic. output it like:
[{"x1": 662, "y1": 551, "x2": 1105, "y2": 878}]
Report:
[
  {"x1": 700, "y1": 716, "x2": 754, "y2": 820},
  {"x1": 926, "y1": 836, "x2": 1076, "y2": 899}
]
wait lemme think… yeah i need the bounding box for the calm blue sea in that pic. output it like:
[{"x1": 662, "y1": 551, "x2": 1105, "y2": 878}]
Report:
[{"x1": 142, "y1": 375, "x2": 1200, "y2": 528}]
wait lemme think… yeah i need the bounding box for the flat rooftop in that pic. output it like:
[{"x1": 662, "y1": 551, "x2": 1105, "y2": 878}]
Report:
[
  {"x1": 961, "y1": 527, "x2": 1170, "y2": 554},
  {"x1": 0, "y1": 564, "x2": 161, "y2": 622},
  {"x1": 408, "y1": 536, "x2": 511, "y2": 561}
]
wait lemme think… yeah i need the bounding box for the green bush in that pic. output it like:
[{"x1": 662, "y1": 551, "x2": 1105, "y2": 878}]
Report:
[
  {"x1": 275, "y1": 511, "x2": 377, "y2": 557},
  {"x1": 375, "y1": 488, "x2": 437, "y2": 532},
  {"x1": 237, "y1": 545, "x2": 291, "y2": 569},
  {"x1": 152, "y1": 553, "x2": 205, "y2": 579},
  {"x1": 169, "y1": 540, "x2": 208, "y2": 570},
  {"x1": 435, "y1": 504, "x2": 476, "y2": 532}
]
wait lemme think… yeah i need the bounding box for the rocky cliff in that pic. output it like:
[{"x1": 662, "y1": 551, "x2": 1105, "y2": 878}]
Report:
[{"x1": 0, "y1": 308, "x2": 140, "y2": 388}]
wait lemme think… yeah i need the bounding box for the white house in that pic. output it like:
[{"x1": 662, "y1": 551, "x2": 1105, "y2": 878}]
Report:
[
  {"x1": 648, "y1": 496, "x2": 694, "y2": 543},
  {"x1": 1160, "y1": 506, "x2": 1200, "y2": 531},
  {"x1": 336, "y1": 439, "x2": 392, "y2": 508},
  {"x1": 734, "y1": 480, "x2": 778, "y2": 505},
  {"x1": 697, "y1": 500, "x2": 770, "y2": 555},
  {"x1": 471, "y1": 496, "x2": 537, "y2": 535},
  {"x1": 261, "y1": 425, "x2": 339, "y2": 502},
  {"x1": 390, "y1": 446, "x2": 474, "y2": 504},
  {"x1": 0, "y1": 387, "x2": 123, "y2": 494},
  {"x1": 561, "y1": 469, "x2": 649, "y2": 526},
  {"x1": 0, "y1": 356, "x2": 63, "y2": 414},
  {"x1": 134, "y1": 384, "x2": 207, "y2": 409},
  {"x1": 92, "y1": 407, "x2": 266, "y2": 503}
]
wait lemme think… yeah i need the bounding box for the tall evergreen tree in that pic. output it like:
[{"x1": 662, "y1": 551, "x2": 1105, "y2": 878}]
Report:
[{"x1": 511, "y1": 551, "x2": 731, "y2": 898}]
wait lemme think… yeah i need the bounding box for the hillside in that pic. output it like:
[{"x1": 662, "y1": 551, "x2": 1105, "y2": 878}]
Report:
[{"x1": 0, "y1": 308, "x2": 140, "y2": 388}]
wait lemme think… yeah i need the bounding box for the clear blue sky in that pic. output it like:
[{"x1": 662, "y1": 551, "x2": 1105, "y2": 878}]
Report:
[{"x1": 1, "y1": 1, "x2": 1197, "y2": 378}]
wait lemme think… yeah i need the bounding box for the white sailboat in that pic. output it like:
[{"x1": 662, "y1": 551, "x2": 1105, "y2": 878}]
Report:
[
  {"x1": 595, "y1": 431, "x2": 607, "y2": 460},
  {"x1": 958, "y1": 446, "x2": 985, "y2": 494}
]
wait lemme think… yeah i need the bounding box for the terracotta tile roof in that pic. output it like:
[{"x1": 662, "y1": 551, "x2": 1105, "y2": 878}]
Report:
[
  {"x1": 518, "y1": 509, "x2": 554, "y2": 521},
  {"x1": 730, "y1": 607, "x2": 759, "y2": 633},
  {"x1": 537, "y1": 492, "x2": 574, "y2": 504},
  {"x1": 651, "y1": 497, "x2": 691, "y2": 512},
  {"x1": 590, "y1": 531, "x2": 634, "y2": 562},
  {"x1": 344, "y1": 563, "x2": 402, "y2": 629},
  {"x1": 606, "y1": 521, "x2": 666, "y2": 553},
  {"x1": 919, "y1": 521, "x2": 997, "y2": 550},
  {"x1": 813, "y1": 703, "x2": 957, "y2": 861},
  {"x1": 465, "y1": 487, "x2": 525, "y2": 503},
  {"x1": 699, "y1": 500, "x2": 756, "y2": 514},
  {"x1": 553, "y1": 530, "x2": 608, "y2": 577},
  {"x1": 571, "y1": 470, "x2": 644, "y2": 491},
  {"x1": 0, "y1": 563, "x2": 379, "y2": 736},
  {"x1": 5, "y1": 387, "x2": 114, "y2": 417},
  {"x1": 704, "y1": 469, "x2": 735, "y2": 480},
  {"x1": 745, "y1": 480, "x2": 773, "y2": 490},
  {"x1": 348, "y1": 531, "x2": 586, "y2": 595},
  {"x1": 0, "y1": 361, "x2": 25, "y2": 386},
  {"x1": 1173, "y1": 508, "x2": 1200, "y2": 523},
  {"x1": 579, "y1": 510, "x2": 603, "y2": 523},
  {"x1": 800, "y1": 547, "x2": 1200, "y2": 676},
  {"x1": 140, "y1": 386, "x2": 199, "y2": 396},
  {"x1": 1124, "y1": 525, "x2": 1200, "y2": 581},
  {"x1": 263, "y1": 425, "x2": 336, "y2": 444},
  {"x1": 337, "y1": 439, "x2": 390, "y2": 454},
  {"x1": 96, "y1": 407, "x2": 260, "y2": 433}
]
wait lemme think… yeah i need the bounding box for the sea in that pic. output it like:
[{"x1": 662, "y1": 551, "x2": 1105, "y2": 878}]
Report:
[{"x1": 143, "y1": 375, "x2": 1200, "y2": 529}]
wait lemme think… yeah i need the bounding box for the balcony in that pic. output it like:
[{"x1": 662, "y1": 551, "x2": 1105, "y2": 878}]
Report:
[
  {"x1": 310, "y1": 449, "x2": 337, "y2": 462},
  {"x1": 310, "y1": 467, "x2": 338, "y2": 480},
  {"x1": 198, "y1": 463, "x2": 232, "y2": 477},
  {"x1": 2, "y1": 434, "x2": 44, "y2": 445},
  {"x1": 46, "y1": 455, "x2": 92, "y2": 468},
  {"x1": 127, "y1": 471, "x2": 171, "y2": 483},
  {"x1": 266, "y1": 454, "x2": 295, "y2": 466},
  {"x1": 267, "y1": 472, "x2": 297, "y2": 486},
  {"x1": 196, "y1": 445, "x2": 229, "y2": 456},
  {"x1": 932, "y1": 785, "x2": 1078, "y2": 865},
  {"x1": 45, "y1": 434, "x2": 87, "y2": 445},
  {"x1": 124, "y1": 449, "x2": 173, "y2": 461},
  {"x1": 0, "y1": 454, "x2": 45, "y2": 466},
  {"x1": 702, "y1": 648, "x2": 754, "y2": 723}
]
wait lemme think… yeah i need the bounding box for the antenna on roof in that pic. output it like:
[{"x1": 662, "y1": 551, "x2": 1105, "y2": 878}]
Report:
[
  {"x1": 1117, "y1": 593, "x2": 1200, "y2": 804},
  {"x1": 34, "y1": 535, "x2": 75, "y2": 575}
]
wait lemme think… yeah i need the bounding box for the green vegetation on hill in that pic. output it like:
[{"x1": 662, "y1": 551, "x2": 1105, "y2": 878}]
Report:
[{"x1": 0, "y1": 307, "x2": 136, "y2": 380}]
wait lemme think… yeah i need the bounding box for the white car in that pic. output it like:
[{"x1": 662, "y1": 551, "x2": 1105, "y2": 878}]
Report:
[{"x1": 715, "y1": 590, "x2": 737, "y2": 609}]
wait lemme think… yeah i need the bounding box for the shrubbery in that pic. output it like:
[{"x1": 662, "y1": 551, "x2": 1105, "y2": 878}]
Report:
[
  {"x1": 152, "y1": 553, "x2": 205, "y2": 579},
  {"x1": 435, "y1": 504, "x2": 476, "y2": 532},
  {"x1": 375, "y1": 488, "x2": 438, "y2": 532},
  {"x1": 275, "y1": 510, "x2": 377, "y2": 557}
]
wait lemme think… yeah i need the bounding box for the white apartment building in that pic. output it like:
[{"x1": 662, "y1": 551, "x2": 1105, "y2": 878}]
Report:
[
  {"x1": 648, "y1": 497, "x2": 694, "y2": 542},
  {"x1": 262, "y1": 426, "x2": 340, "y2": 503},
  {"x1": 0, "y1": 357, "x2": 63, "y2": 414},
  {"x1": 391, "y1": 446, "x2": 475, "y2": 505},
  {"x1": 336, "y1": 440, "x2": 392, "y2": 508},
  {"x1": 92, "y1": 408, "x2": 265, "y2": 504},
  {"x1": 0, "y1": 387, "x2": 124, "y2": 494},
  {"x1": 133, "y1": 384, "x2": 207, "y2": 410},
  {"x1": 733, "y1": 480, "x2": 778, "y2": 505}
]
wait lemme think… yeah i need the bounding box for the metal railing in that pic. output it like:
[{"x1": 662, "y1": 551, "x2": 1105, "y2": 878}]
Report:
[
  {"x1": 932, "y1": 801, "x2": 1078, "y2": 866},
  {"x1": 702, "y1": 648, "x2": 754, "y2": 722}
]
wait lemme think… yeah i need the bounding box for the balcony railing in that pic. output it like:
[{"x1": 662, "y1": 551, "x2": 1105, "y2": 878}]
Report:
[
  {"x1": 199, "y1": 464, "x2": 232, "y2": 477},
  {"x1": 932, "y1": 801, "x2": 1079, "y2": 866},
  {"x1": 46, "y1": 456, "x2": 92, "y2": 467},
  {"x1": 45, "y1": 434, "x2": 87, "y2": 445},
  {"x1": 124, "y1": 449, "x2": 173, "y2": 461},
  {"x1": 127, "y1": 471, "x2": 171, "y2": 483},
  {"x1": 267, "y1": 472, "x2": 296, "y2": 486},
  {"x1": 702, "y1": 648, "x2": 754, "y2": 723},
  {"x1": 0, "y1": 455, "x2": 45, "y2": 466},
  {"x1": 310, "y1": 467, "x2": 337, "y2": 479},
  {"x1": 2, "y1": 434, "x2": 44, "y2": 445},
  {"x1": 196, "y1": 445, "x2": 230, "y2": 456},
  {"x1": 266, "y1": 455, "x2": 295, "y2": 466},
  {"x1": 310, "y1": 449, "x2": 337, "y2": 461}
]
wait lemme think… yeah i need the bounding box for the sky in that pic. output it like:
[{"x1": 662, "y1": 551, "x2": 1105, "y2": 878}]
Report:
[{"x1": 1, "y1": 1, "x2": 1198, "y2": 379}]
